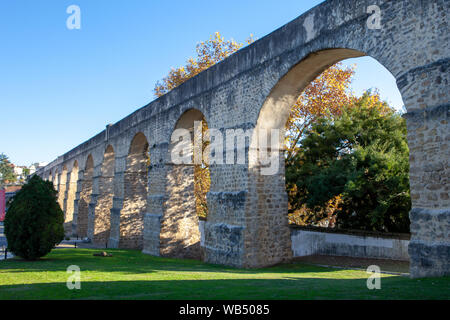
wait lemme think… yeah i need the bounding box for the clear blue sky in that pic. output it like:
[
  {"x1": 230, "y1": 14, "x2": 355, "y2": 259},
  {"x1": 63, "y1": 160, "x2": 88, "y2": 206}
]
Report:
[{"x1": 0, "y1": 0, "x2": 403, "y2": 166}]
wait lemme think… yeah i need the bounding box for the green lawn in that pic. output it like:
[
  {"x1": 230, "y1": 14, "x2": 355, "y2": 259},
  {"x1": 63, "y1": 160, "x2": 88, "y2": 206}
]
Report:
[{"x1": 0, "y1": 249, "x2": 448, "y2": 300}]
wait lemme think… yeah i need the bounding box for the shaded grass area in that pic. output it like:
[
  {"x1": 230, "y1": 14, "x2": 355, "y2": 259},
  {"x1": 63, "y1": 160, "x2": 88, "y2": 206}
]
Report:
[
  {"x1": 294, "y1": 255, "x2": 410, "y2": 274},
  {"x1": 0, "y1": 249, "x2": 448, "y2": 300}
]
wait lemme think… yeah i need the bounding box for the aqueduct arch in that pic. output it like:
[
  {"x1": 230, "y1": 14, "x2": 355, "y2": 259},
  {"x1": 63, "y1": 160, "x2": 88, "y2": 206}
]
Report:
[
  {"x1": 119, "y1": 133, "x2": 149, "y2": 249},
  {"x1": 63, "y1": 161, "x2": 78, "y2": 235},
  {"x1": 159, "y1": 109, "x2": 208, "y2": 260},
  {"x1": 244, "y1": 48, "x2": 369, "y2": 267},
  {"x1": 90, "y1": 145, "x2": 115, "y2": 245},
  {"x1": 38, "y1": 0, "x2": 449, "y2": 278},
  {"x1": 77, "y1": 155, "x2": 94, "y2": 238}
]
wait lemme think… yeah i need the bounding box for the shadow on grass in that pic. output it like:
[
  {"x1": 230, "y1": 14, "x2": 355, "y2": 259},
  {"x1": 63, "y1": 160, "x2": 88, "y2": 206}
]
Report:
[
  {"x1": 1, "y1": 249, "x2": 449, "y2": 300},
  {"x1": 0, "y1": 276, "x2": 449, "y2": 300},
  {"x1": 0, "y1": 248, "x2": 338, "y2": 276}
]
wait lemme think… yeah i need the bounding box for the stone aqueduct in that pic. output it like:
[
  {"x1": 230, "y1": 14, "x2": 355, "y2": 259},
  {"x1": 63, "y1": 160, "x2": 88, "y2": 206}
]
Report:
[{"x1": 37, "y1": 0, "x2": 449, "y2": 278}]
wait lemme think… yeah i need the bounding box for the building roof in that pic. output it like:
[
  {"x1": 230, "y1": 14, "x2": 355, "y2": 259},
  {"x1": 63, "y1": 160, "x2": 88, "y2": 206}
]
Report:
[{"x1": 4, "y1": 186, "x2": 22, "y2": 193}]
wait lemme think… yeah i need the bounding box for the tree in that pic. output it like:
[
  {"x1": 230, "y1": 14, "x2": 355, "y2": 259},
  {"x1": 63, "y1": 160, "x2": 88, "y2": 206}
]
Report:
[
  {"x1": 284, "y1": 64, "x2": 393, "y2": 227},
  {"x1": 285, "y1": 63, "x2": 354, "y2": 226},
  {"x1": 154, "y1": 32, "x2": 254, "y2": 98},
  {"x1": 4, "y1": 175, "x2": 65, "y2": 260},
  {"x1": 0, "y1": 153, "x2": 16, "y2": 184},
  {"x1": 286, "y1": 93, "x2": 411, "y2": 232},
  {"x1": 155, "y1": 32, "x2": 253, "y2": 218},
  {"x1": 22, "y1": 168, "x2": 30, "y2": 178},
  {"x1": 285, "y1": 63, "x2": 355, "y2": 162},
  {"x1": 194, "y1": 120, "x2": 210, "y2": 219}
]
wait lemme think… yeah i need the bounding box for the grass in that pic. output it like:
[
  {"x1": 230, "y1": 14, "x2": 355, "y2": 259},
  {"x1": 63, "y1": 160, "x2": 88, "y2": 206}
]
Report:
[{"x1": 0, "y1": 249, "x2": 448, "y2": 300}]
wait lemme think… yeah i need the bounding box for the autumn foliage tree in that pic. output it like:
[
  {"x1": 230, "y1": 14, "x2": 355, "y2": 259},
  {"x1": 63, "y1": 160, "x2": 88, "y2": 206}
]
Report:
[
  {"x1": 285, "y1": 63, "x2": 355, "y2": 162},
  {"x1": 285, "y1": 63, "x2": 355, "y2": 226},
  {"x1": 154, "y1": 32, "x2": 254, "y2": 98},
  {"x1": 194, "y1": 120, "x2": 210, "y2": 219},
  {"x1": 285, "y1": 62, "x2": 396, "y2": 227},
  {"x1": 287, "y1": 96, "x2": 411, "y2": 232}
]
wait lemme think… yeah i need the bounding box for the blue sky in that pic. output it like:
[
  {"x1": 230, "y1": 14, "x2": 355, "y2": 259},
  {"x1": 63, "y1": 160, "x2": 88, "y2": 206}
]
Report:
[{"x1": 0, "y1": 0, "x2": 403, "y2": 166}]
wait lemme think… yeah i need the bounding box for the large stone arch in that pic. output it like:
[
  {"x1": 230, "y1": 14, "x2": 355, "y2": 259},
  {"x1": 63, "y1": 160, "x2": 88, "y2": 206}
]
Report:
[
  {"x1": 238, "y1": 48, "x2": 394, "y2": 269},
  {"x1": 201, "y1": 1, "x2": 448, "y2": 276},
  {"x1": 92, "y1": 145, "x2": 115, "y2": 245},
  {"x1": 158, "y1": 109, "x2": 208, "y2": 260},
  {"x1": 119, "y1": 132, "x2": 149, "y2": 249},
  {"x1": 77, "y1": 155, "x2": 94, "y2": 238}
]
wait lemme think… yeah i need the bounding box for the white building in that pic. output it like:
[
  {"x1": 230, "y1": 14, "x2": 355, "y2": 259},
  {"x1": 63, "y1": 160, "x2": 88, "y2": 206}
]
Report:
[{"x1": 12, "y1": 162, "x2": 48, "y2": 182}]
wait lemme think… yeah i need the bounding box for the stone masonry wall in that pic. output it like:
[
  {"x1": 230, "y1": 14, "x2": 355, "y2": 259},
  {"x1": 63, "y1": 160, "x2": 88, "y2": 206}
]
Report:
[
  {"x1": 63, "y1": 167, "x2": 78, "y2": 235},
  {"x1": 120, "y1": 171, "x2": 147, "y2": 249},
  {"x1": 161, "y1": 164, "x2": 201, "y2": 260},
  {"x1": 77, "y1": 165, "x2": 93, "y2": 238},
  {"x1": 120, "y1": 137, "x2": 148, "y2": 250},
  {"x1": 405, "y1": 103, "x2": 449, "y2": 277},
  {"x1": 93, "y1": 176, "x2": 114, "y2": 245}
]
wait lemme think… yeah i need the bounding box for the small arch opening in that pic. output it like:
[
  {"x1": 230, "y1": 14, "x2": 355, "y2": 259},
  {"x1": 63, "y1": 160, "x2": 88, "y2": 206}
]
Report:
[
  {"x1": 161, "y1": 109, "x2": 210, "y2": 260},
  {"x1": 121, "y1": 133, "x2": 149, "y2": 249},
  {"x1": 93, "y1": 145, "x2": 115, "y2": 245}
]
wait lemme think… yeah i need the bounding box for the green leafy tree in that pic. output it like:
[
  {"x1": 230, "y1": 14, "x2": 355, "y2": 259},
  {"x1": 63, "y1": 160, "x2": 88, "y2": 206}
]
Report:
[
  {"x1": 4, "y1": 175, "x2": 65, "y2": 260},
  {"x1": 286, "y1": 93, "x2": 411, "y2": 232},
  {"x1": 0, "y1": 153, "x2": 16, "y2": 184},
  {"x1": 22, "y1": 168, "x2": 30, "y2": 178}
]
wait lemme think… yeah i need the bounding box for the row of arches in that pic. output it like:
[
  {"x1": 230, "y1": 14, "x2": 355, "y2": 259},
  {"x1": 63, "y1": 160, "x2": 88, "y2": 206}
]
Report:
[
  {"x1": 46, "y1": 111, "x2": 209, "y2": 258},
  {"x1": 45, "y1": 51, "x2": 410, "y2": 263}
]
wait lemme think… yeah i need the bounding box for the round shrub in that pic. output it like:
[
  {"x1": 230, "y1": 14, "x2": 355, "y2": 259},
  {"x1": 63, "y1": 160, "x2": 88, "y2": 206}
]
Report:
[{"x1": 4, "y1": 175, "x2": 65, "y2": 260}]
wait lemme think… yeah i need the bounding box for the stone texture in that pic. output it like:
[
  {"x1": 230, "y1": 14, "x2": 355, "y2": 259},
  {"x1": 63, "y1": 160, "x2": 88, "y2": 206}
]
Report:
[
  {"x1": 119, "y1": 133, "x2": 148, "y2": 250},
  {"x1": 77, "y1": 157, "x2": 93, "y2": 238},
  {"x1": 63, "y1": 164, "x2": 78, "y2": 236},
  {"x1": 160, "y1": 164, "x2": 202, "y2": 260}
]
